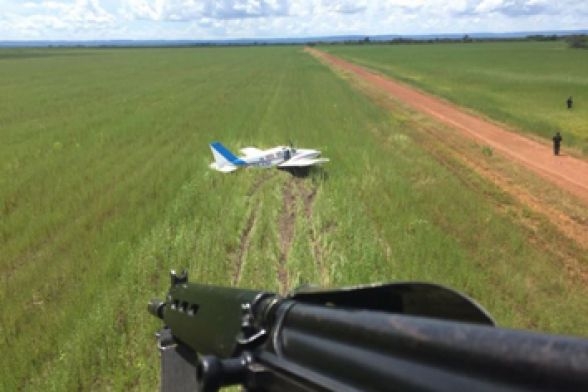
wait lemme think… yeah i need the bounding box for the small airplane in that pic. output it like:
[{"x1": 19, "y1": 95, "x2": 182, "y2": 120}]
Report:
[{"x1": 209, "y1": 141, "x2": 329, "y2": 174}]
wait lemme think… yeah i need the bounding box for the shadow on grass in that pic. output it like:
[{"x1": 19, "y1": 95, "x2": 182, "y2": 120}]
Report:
[{"x1": 279, "y1": 166, "x2": 330, "y2": 182}]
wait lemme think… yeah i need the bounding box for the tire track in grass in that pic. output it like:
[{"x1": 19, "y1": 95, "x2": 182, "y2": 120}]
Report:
[
  {"x1": 232, "y1": 201, "x2": 260, "y2": 286},
  {"x1": 277, "y1": 176, "x2": 320, "y2": 293},
  {"x1": 301, "y1": 176, "x2": 332, "y2": 287},
  {"x1": 277, "y1": 179, "x2": 296, "y2": 293},
  {"x1": 301, "y1": 182, "x2": 325, "y2": 285},
  {"x1": 246, "y1": 171, "x2": 276, "y2": 196},
  {"x1": 231, "y1": 171, "x2": 278, "y2": 286},
  {"x1": 232, "y1": 171, "x2": 277, "y2": 286}
]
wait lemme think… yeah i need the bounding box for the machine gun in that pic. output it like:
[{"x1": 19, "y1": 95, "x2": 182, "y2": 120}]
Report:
[{"x1": 149, "y1": 271, "x2": 588, "y2": 391}]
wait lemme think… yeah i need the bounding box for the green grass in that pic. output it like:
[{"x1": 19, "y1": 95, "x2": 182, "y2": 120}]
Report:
[
  {"x1": 1, "y1": 46, "x2": 587, "y2": 390},
  {"x1": 322, "y1": 41, "x2": 588, "y2": 153}
]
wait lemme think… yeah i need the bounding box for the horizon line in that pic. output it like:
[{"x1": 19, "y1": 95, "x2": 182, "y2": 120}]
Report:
[{"x1": 1, "y1": 29, "x2": 586, "y2": 43}]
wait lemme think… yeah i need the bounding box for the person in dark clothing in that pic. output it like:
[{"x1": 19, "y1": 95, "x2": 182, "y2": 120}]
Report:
[
  {"x1": 567, "y1": 96, "x2": 573, "y2": 109},
  {"x1": 552, "y1": 132, "x2": 562, "y2": 156}
]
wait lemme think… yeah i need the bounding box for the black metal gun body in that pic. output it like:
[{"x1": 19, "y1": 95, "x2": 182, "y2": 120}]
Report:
[{"x1": 149, "y1": 272, "x2": 588, "y2": 391}]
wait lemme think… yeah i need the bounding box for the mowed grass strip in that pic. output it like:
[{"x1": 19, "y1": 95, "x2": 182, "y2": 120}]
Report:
[
  {"x1": 322, "y1": 41, "x2": 588, "y2": 153},
  {"x1": 1, "y1": 46, "x2": 587, "y2": 391}
]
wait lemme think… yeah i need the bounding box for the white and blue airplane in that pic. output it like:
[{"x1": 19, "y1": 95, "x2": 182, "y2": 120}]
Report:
[{"x1": 209, "y1": 141, "x2": 329, "y2": 173}]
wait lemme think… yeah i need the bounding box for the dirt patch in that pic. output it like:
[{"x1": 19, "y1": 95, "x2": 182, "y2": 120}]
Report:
[{"x1": 307, "y1": 48, "x2": 588, "y2": 283}]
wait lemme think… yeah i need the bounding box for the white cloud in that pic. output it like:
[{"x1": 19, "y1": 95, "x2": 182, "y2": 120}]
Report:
[
  {"x1": 324, "y1": 0, "x2": 367, "y2": 14},
  {"x1": 121, "y1": 0, "x2": 290, "y2": 22},
  {"x1": 475, "y1": 0, "x2": 504, "y2": 14},
  {"x1": 0, "y1": 0, "x2": 586, "y2": 40},
  {"x1": 1, "y1": 0, "x2": 116, "y2": 39}
]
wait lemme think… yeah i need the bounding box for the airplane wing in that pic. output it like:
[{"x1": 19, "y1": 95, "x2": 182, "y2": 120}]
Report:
[
  {"x1": 277, "y1": 157, "x2": 330, "y2": 167},
  {"x1": 240, "y1": 147, "x2": 263, "y2": 156}
]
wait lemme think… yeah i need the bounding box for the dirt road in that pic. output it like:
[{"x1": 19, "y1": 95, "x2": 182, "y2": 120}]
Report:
[
  {"x1": 308, "y1": 47, "x2": 588, "y2": 279},
  {"x1": 310, "y1": 49, "x2": 588, "y2": 206}
]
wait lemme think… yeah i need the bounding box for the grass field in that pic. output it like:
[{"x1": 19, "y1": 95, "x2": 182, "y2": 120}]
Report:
[
  {"x1": 1, "y1": 45, "x2": 587, "y2": 390},
  {"x1": 322, "y1": 41, "x2": 588, "y2": 154}
]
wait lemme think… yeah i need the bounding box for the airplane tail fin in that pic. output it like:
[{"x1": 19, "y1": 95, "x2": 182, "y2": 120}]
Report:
[{"x1": 209, "y1": 142, "x2": 245, "y2": 172}]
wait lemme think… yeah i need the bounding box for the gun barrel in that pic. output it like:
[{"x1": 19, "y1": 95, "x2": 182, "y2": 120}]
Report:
[
  {"x1": 148, "y1": 298, "x2": 165, "y2": 320},
  {"x1": 259, "y1": 301, "x2": 588, "y2": 391},
  {"x1": 149, "y1": 276, "x2": 588, "y2": 391}
]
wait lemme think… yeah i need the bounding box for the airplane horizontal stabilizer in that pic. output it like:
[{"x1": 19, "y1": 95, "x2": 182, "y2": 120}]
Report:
[{"x1": 209, "y1": 162, "x2": 239, "y2": 173}]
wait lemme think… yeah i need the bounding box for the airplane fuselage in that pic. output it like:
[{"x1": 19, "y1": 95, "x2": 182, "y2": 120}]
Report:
[{"x1": 242, "y1": 147, "x2": 320, "y2": 168}]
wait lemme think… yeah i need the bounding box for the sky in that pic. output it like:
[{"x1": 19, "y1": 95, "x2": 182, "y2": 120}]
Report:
[{"x1": 0, "y1": 0, "x2": 586, "y2": 41}]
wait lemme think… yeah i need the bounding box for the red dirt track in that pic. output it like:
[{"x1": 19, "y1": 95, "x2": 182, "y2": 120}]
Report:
[{"x1": 311, "y1": 49, "x2": 588, "y2": 206}]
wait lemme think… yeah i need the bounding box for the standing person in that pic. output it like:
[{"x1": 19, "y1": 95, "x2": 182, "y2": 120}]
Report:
[
  {"x1": 567, "y1": 96, "x2": 573, "y2": 109},
  {"x1": 552, "y1": 132, "x2": 562, "y2": 156}
]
